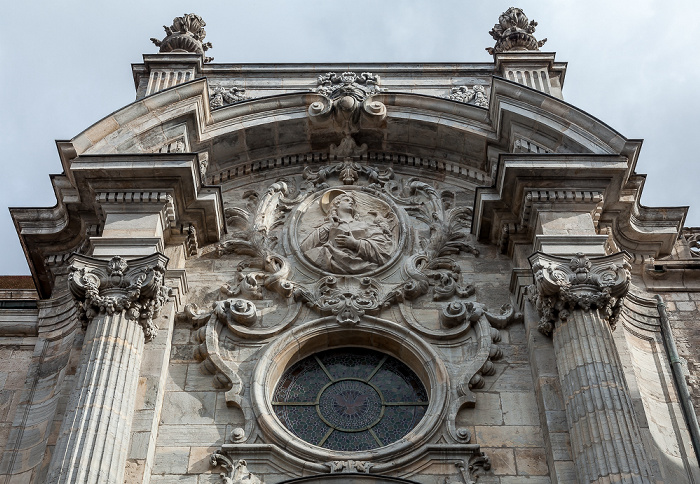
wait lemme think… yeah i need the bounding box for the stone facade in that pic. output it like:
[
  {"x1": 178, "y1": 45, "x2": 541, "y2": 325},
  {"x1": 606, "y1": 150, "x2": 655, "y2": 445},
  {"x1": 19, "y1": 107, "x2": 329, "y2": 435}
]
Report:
[{"x1": 1, "y1": 9, "x2": 699, "y2": 484}]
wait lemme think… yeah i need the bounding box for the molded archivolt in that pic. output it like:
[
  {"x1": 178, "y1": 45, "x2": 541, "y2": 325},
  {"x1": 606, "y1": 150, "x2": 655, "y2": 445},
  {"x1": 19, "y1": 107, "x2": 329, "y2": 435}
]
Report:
[{"x1": 11, "y1": 74, "x2": 685, "y2": 297}]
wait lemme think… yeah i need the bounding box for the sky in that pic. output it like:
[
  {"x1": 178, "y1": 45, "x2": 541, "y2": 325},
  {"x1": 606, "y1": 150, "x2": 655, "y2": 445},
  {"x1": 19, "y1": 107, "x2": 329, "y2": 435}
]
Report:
[{"x1": 0, "y1": 0, "x2": 697, "y2": 275}]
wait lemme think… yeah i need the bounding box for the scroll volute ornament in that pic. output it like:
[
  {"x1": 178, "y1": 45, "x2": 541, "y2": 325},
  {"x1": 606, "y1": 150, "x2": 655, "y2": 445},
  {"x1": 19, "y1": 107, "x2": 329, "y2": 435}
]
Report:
[
  {"x1": 528, "y1": 252, "x2": 631, "y2": 336},
  {"x1": 69, "y1": 254, "x2": 169, "y2": 341}
]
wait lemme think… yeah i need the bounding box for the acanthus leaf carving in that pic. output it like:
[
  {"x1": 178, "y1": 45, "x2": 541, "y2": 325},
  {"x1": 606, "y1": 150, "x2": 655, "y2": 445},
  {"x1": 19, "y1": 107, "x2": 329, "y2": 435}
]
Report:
[
  {"x1": 383, "y1": 181, "x2": 478, "y2": 306},
  {"x1": 303, "y1": 158, "x2": 394, "y2": 190},
  {"x1": 304, "y1": 276, "x2": 381, "y2": 326},
  {"x1": 528, "y1": 252, "x2": 631, "y2": 336},
  {"x1": 68, "y1": 254, "x2": 169, "y2": 341},
  {"x1": 315, "y1": 71, "x2": 384, "y2": 101},
  {"x1": 217, "y1": 181, "x2": 299, "y2": 299}
]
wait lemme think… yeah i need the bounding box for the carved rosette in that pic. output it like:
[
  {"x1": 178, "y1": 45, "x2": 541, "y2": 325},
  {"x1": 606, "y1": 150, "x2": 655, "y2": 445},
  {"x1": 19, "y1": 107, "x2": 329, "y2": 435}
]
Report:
[
  {"x1": 68, "y1": 254, "x2": 169, "y2": 341},
  {"x1": 528, "y1": 252, "x2": 631, "y2": 336},
  {"x1": 486, "y1": 7, "x2": 547, "y2": 55}
]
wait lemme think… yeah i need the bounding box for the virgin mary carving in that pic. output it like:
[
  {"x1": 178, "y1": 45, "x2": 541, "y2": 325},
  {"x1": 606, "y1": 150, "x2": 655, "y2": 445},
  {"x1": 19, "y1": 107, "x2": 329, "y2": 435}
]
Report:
[{"x1": 299, "y1": 190, "x2": 397, "y2": 274}]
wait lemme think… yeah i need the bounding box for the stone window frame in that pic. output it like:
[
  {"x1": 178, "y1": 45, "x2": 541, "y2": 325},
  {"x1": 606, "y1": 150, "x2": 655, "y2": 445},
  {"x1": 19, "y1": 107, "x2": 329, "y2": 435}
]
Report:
[{"x1": 251, "y1": 316, "x2": 450, "y2": 463}]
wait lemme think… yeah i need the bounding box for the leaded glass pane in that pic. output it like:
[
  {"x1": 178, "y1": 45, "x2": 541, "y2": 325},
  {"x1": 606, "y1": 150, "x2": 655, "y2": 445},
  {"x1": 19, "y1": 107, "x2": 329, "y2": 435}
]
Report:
[{"x1": 272, "y1": 348, "x2": 428, "y2": 451}]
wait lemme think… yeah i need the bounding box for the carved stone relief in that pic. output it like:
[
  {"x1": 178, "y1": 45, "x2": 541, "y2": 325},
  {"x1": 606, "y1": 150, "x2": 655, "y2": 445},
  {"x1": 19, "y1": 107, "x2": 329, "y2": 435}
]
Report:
[
  {"x1": 445, "y1": 85, "x2": 489, "y2": 108},
  {"x1": 177, "y1": 159, "x2": 522, "y2": 481},
  {"x1": 309, "y1": 72, "x2": 387, "y2": 149},
  {"x1": 295, "y1": 189, "x2": 399, "y2": 275},
  {"x1": 210, "y1": 453, "x2": 262, "y2": 484},
  {"x1": 210, "y1": 85, "x2": 248, "y2": 109}
]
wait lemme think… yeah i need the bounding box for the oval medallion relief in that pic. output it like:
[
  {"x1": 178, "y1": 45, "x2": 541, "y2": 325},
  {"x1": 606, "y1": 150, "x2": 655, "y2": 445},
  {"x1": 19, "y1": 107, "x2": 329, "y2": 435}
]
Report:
[{"x1": 291, "y1": 188, "x2": 404, "y2": 276}]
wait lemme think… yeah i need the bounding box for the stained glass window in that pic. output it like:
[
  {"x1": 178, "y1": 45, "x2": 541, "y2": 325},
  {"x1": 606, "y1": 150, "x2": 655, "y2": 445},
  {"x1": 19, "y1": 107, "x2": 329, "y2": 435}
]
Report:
[{"x1": 272, "y1": 348, "x2": 428, "y2": 451}]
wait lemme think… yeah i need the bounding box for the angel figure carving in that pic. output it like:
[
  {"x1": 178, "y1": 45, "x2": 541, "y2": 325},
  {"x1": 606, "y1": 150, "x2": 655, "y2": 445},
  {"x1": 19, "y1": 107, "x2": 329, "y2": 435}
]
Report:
[{"x1": 300, "y1": 190, "x2": 396, "y2": 274}]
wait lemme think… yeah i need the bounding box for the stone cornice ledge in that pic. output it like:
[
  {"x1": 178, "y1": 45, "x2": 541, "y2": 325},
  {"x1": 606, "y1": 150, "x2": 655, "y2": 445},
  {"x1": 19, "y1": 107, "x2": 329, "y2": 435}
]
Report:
[{"x1": 11, "y1": 153, "x2": 223, "y2": 299}]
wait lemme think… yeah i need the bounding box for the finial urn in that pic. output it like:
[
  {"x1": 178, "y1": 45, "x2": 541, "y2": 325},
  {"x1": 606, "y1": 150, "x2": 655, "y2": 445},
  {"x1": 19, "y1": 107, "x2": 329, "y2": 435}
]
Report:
[
  {"x1": 151, "y1": 13, "x2": 213, "y2": 62},
  {"x1": 486, "y1": 7, "x2": 547, "y2": 55}
]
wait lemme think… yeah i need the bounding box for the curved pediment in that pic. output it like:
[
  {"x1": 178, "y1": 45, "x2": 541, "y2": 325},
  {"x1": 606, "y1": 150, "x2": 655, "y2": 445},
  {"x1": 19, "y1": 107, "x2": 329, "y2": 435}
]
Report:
[{"x1": 71, "y1": 76, "x2": 632, "y2": 174}]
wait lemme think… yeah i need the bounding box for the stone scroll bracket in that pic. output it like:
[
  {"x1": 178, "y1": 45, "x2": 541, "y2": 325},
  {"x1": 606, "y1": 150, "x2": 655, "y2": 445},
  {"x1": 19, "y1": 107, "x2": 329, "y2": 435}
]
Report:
[{"x1": 308, "y1": 71, "x2": 388, "y2": 151}]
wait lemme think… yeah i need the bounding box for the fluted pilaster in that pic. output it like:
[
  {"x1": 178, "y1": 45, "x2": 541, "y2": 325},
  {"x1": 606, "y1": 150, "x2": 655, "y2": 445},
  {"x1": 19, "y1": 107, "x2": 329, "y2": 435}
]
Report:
[
  {"x1": 47, "y1": 254, "x2": 168, "y2": 484},
  {"x1": 529, "y1": 252, "x2": 653, "y2": 483}
]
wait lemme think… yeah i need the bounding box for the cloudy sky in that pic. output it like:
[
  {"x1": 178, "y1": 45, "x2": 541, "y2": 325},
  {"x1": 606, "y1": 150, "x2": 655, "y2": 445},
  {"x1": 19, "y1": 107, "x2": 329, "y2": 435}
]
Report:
[{"x1": 0, "y1": 0, "x2": 696, "y2": 275}]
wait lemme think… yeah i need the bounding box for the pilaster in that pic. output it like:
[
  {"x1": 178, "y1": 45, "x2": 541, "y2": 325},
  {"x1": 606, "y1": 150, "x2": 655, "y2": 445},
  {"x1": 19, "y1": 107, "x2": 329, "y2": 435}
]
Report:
[
  {"x1": 528, "y1": 252, "x2": 653, "y2": 483},
  {"x1": 46, "y1": 253, "x2": 168, "y2": 484},
  {"x1": 134, "y1": 53, "x2": 204, "y2": 99},
  {"x1": 495, "y1": 52, "x2": 566, "y2": 99}
]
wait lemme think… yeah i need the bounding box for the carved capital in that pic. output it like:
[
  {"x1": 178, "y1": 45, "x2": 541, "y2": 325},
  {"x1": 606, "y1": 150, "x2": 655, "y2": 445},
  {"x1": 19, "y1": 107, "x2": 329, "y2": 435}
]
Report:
[
  {"x1": 528, "y1": 252, "x2": 630, "y2": 336},
  {"x1": 68, "y1": 254, "x2": 170, "y2": 341}
]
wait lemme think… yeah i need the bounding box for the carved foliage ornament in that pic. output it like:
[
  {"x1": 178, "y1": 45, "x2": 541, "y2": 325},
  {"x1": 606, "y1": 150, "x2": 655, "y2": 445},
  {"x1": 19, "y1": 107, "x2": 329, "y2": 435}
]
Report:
[
  {"x1": 326, "y1": 460, "x2": 374, "y2": 473},
  {"x1": 445, "y1": 85, "x2": 489, "y2": 109},
  {"x1": 315, "y1": 72, "x2": 384, "y2": 101},
  {"x1": 528, "y1": 252, "x2": 631, "y2": 336},
  {"x1": 210, "y1": 85, "x2": 248, "y2": 109},
  {"x1": 68, "y1": 254, "x2": 169, "y2": 341},
  {"x1": 486, "y1": 7, "x2": 547, "y2": 55},
  {"x1": 210, "y1": 453, "x2": 261, "y2": 484},
  {"x1": 151, "y1": 13, "x2": 214, "y2": 62}
]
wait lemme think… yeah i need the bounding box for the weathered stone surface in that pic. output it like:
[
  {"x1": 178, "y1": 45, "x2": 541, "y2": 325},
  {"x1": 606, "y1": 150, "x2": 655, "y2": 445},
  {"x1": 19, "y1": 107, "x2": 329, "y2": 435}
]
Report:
[{"x1": 4, "y1": 10, "x2": 700, "y2": 484}]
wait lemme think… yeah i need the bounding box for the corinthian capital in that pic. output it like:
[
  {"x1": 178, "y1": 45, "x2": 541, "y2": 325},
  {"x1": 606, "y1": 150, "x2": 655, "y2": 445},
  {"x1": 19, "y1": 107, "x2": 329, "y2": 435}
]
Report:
[
  {"x1": 527, "y1": 252, "x2": 630, "y2": 336},
  {"x1": 68, "y1": 253, "x2": 170, "y2": 340}
]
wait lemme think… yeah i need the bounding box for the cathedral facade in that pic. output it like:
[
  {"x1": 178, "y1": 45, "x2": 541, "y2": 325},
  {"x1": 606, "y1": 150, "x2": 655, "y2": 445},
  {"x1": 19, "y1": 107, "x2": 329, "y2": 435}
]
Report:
[{"x1": 1, "y1": 9, "x2": 699, "y2": 484}]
